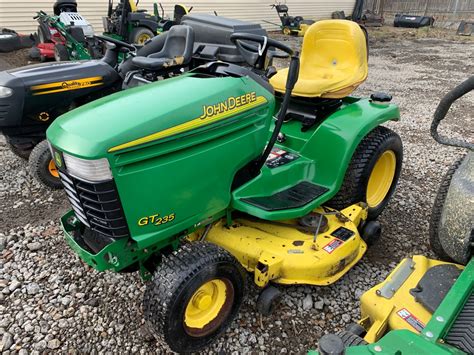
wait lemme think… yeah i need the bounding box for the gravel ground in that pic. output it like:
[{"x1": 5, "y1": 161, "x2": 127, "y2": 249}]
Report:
[{"x1": 1, "y1": 27, "x2": 473, "y2": 353}]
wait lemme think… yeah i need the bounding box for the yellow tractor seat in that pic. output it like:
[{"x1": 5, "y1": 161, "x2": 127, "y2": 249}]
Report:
[{"x1": 270, "y1": 20, "x2": 368, "y2": 99}]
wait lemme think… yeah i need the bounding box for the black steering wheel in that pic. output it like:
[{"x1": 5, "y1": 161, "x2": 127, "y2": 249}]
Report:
[
  {"x1": 95, "y1": 34, "x2": 136, "y2": 52},
  {"x1": 230, "y1": 33, "x2": 293, "y2": 70}
]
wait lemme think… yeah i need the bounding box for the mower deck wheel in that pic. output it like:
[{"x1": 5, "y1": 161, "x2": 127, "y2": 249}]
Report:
[
  {"x1": 336, "y1": 330, "x2": 368, "y2": 347},
  {"x1": 143, "y1": 242, "x2": 247, "y2": 353},
  {"x1": 429, "y1": 154, "x2": 466, "y2": 261},
  {"x1": 346, "y1": 322, "x2": 367, "y2": 337},
  {"x1": 256, "y1": 285, "x2": 282, "y2": 316},
  {"x1": 54, "y1": 44, "x2": 69, "y2": 61},
  {"x1": 327, "y1": 126, "x2": 403, "y2": 220},
  {"x1": 28, "y1": 140, "x2": 62, "y2": 189},
  {"x1": 360, "y1": 220, "x2": 381, "y2": 246},
  {"x1": 130, "y1": 27, "x2": 154, "y2": 45}
]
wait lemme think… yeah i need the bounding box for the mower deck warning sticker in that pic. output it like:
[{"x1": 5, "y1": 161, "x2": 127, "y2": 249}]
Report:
[
  {"x1": 266, "y1": 148, "x2": 299, "y2": 168},
  {"x1": 397, "y1": 308, "x2": 425, "y2": 332},
  {"x1": 323, "y1": 239, "x2": 343, "y2": 254}
]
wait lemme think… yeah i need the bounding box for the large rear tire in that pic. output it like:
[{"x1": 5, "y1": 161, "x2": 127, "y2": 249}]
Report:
[
  {"x1": 130, "y1": 27, "x2": 154, "y2": 45},
  {"x1": 143, "y1": 242, "x2": 247, "y2": 353},
  {"x1": 28, "y1": 140, "x2": 62, "y2": 189},
  {"x1": 327, "y1": 126, "x2": 403, "y2": 219},
  {"x1": 429, "y1": 155, "x2": 466, "y2": 261}
]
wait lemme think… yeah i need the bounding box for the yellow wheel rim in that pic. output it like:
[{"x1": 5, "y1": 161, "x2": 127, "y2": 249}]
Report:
[
  {"x1": 136, "y1": 33, "x2": 151, "y2": 45},
  {"x1": 283, "y1": 27, "x2": 292, "y2": 35},
  {"x1": 366, "y1": 150, "x2": 396, "y2": 208},
  {"x1": 184, "y1": 278, "x2": 232, "y2": 335},
  {"x1": 48, "y1": 159, "x2": 59, "y2": 178}
]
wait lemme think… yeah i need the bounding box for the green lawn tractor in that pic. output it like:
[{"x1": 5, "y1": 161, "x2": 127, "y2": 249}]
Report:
[
  {"x1": 103, "y1": 0, "x2": 189, "y2": 45},
  {"x1": 47, "y1": 20, "x2": 403, "y2": 352},
  {"x1": 313, "y1": 77, "x2": 473, "y2": 355}
]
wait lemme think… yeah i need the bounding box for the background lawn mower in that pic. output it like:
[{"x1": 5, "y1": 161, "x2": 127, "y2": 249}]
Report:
[
  {"x1": 314, "y1": 76, "x2": 473, "y2": 355},
  {"x1": 34, "y1": 0, "x2": 103, "y2": 62},
  {"x1": 103, "y1": 0, "x2": 190, "y2": 45},
  {"x1": 0, "y1": 15, "x2": 268, "y2": 189},
  {"x1": 47, "y1": 20, "x2": 403, "y2": 352},
  {"x1": 269, "y1": 2, "x2": 315, "y2": 36}
]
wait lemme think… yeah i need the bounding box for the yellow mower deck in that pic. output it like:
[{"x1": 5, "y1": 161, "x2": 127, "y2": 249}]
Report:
[
  {"x1": 359, "y1": 255, "x2": 464, "y2": 343},
  {"x1": 192, "y1": 204, "x2": 368, "y2": 287}
]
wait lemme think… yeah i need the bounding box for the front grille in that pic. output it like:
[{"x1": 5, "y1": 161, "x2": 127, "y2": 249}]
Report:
[
  {"x1": 59, "y1": 171, "x2": 129, "y2": 238},
  {"x1": 445, "y1": 292, "x2": 474, "y2": 353}
]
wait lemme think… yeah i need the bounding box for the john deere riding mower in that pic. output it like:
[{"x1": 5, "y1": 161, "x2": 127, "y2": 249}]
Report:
[
  {"x1": 314, "y1": 77, "x2": 473, "y2": 355},
  {"x1": 47, "y1": 20, "x2": 403, "y2": 352},
  {"x1": 103, "y1": 0, "x2": 189, "y2": 45}
]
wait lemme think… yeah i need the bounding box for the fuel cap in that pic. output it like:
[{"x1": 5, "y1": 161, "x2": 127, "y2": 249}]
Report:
[{"x1": 370, "y1": 92, "x2": 392, "y2": 106}]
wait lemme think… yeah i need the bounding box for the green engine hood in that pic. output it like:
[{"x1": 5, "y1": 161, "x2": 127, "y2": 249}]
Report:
[{"x1": 47, "y1": 74, "x2": 270, "y2": 158}]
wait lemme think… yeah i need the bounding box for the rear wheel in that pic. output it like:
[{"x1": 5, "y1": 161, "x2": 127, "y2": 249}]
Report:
[
  {"x1": 28, "y1": 140, "x2": 62, "y2": 189},
  {"x1": 54, "y1": 44, "x2": 69, "y2": 61},
  {"x1": 143, "y1": 242, "x2": 246, "y2": 353},
  {"x1": 130, "y1": 27, "x2": 154, "y2": 45},
  {"x1": 282, "y1": 27, "x2": 292, "y2": 36},
  {"x1": 327, "y1": 126, "x2": 403, "y2": 219},
  {"x1": 6, "y1": 141, "x2": 34, "y2": 160},
  {"x1": 37, "y1": 25, "x2": 50, "y2": 44},
  {"x1": 429, "y1": 155, "x2": 466, "y2": 261}
]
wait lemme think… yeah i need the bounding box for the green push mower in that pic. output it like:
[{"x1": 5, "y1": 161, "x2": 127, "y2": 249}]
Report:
[
  {"x1": 47, "y1": 20, "x2": 403, "y2": 352},
  {"x1": 314, "y1": 77, "x2": 473, "y2": 355},
  {"x1": 269, "y1": 3, "x2": 315, "y2": 36}
]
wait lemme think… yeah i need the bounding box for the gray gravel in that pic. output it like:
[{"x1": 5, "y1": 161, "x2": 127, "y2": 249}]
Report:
[{"x1": 0, "y1": 29, "x2": 473, "y2": 353}]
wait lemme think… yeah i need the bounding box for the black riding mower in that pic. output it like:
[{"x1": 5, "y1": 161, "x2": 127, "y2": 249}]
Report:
[{"x1": 0, "y1": 15, "x2": 271, "y2": 189}]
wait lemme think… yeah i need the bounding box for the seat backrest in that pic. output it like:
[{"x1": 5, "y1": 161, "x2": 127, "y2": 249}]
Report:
[
  {"x1": 174, "y1": 4, "x2": 189, "y2": 24},
  {"x1": 300, "y1": 20, "x2": 368, "y2": 76},
  {"x1": 150, "y1": 25, "x2": 195, "y2": 64},
  {"x1": 128, "y1": 0, "x2": 138, "y2": 12}
]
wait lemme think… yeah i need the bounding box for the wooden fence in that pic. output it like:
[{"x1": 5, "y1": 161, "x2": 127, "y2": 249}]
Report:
[{"x1": 364, "y1": 0, "x2": 474, "y2": 26}]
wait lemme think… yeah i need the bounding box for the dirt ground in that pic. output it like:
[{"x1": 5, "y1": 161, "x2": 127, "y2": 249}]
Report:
[{"x1": 0, "y1": 26, "x2": 473, "y2": 353}]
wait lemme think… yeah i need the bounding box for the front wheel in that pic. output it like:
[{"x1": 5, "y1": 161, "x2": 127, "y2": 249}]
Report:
[
  {"x1": 28, "y1": 140, "x2": 62, "y2": 189},
  {"x1": 54, "y1": 44, "x2": 69, "y2": 61},
  {"x1": 143, "y1": 242, "x2": 247, "y2": 353},
  {"x1": 327, "y1": 126, "x2": 403, "y2": 219}
]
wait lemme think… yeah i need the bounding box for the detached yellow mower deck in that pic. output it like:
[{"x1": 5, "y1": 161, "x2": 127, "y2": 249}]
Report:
[{"x1": 358, "y1": 255, "x2": 464, "y2": 343}]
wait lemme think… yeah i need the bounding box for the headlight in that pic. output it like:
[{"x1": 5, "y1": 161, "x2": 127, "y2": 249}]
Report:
[
  {"x1": 63, "y1": 153, "x2": 112, "y2": 182},
  {"x1": 0, "y1": 86, "x2": 13, "y2": 98}
]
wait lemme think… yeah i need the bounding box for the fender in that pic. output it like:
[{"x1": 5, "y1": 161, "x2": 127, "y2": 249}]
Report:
[{"x1": 304, "y1": 97, "x2": 400, "y2": 199}]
